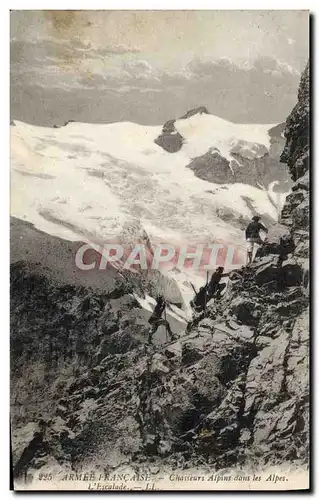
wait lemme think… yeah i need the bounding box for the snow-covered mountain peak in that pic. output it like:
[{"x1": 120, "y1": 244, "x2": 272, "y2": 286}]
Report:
[{"x1": 11, "y1": 111, "x2": 289, "y2": 274}]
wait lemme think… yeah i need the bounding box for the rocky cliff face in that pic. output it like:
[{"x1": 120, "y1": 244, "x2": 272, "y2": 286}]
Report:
[
  {"x1": 11, "y1": 65, "x2": 309, "y2": 480},
  {"x1": 280, "y1": 61, "x2": 310, "y2": 262}
]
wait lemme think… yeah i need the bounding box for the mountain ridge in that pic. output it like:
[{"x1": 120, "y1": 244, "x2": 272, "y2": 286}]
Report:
[
  {"x1": 10, "y1": 63, "x2": 309, "y2": 483},
  {"x1": 11, "y1": 110, "x2": 288, "y2": 252}
]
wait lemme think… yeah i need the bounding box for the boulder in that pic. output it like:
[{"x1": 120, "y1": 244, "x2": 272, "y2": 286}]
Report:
[
  {"x1": 281, "y1": 259, "x2": 303, "y2": 287},
  {"x1": 293, "y1": 198, "x2": 309, "y2": 229},
  {"x1": 230, "y1": 298, "x2": 261, "y2": 326},
  {"x1": 150, "y1": 353, "x2": 171, "y2": 377},
  {"x1": 191, "y1": 355, "x2": 224, "y2": 407},
  {"x1": 11, "y1": 422, "x2": 40, "y2": 466},
  {"x1": 292, "y1": 170, "x2": 309, "y2": 192},
  {"x1": 256, "y1": 223, "x2": 295, "y2": 259},
  {"x1": 99, "y1": 313, "x2": 119, "y2": 335},
  {"x1": 93, "y1": 330, "x2": 136, "y2": 362},
  {"x1": 253, "y1": 255, "x2": 281, "y2": 286},
  {"x1": 181, "y1": 341, "x2": 205, "y2": 366},
  {"x1": 205, "y1": 374, "x2": 244, "y2": 433}
]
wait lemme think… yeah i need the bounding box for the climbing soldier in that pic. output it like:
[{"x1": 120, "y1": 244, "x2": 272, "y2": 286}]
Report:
[
  {"x1": 190, "y1": 267, "x2": 229, "y2": 314},
  {"x1": 148, "y1": 295, "x2": 176, "y2": 344},
  {"x1": 245, "y1": 215, "x2": 268, "y2": 264},
  {"x1": 207, "y1": 266, "x2": 229, "y2": 301},
  {"x1": 190, "y1": 285, "x2": 208, "y2": 313}
]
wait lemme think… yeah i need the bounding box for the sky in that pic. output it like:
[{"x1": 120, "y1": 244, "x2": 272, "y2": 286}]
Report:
[{"x1": 10, "y1": 10, "x2": 309, "y2": 126}]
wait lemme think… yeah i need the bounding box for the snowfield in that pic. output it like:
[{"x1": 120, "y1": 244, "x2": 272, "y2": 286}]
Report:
[
  {"x1": 174, "y1": 113, "x2": 273, "y2": 162},
  {"x1": 10, "y1": 113, "x2": 288, "y2": 296}
]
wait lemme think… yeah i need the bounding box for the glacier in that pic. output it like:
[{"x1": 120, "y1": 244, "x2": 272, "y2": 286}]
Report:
[{"x1": 11, "y1": 113, "x2": 286, "y2": 245}]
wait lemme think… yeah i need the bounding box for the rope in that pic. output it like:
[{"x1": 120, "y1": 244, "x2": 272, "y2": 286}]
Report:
[{"x1": 164, "y1": 306, "x2": 169, "y2": 342}]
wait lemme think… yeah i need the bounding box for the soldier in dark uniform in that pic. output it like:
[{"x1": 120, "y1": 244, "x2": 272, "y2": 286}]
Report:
[
  {"x1": 148, "y1": 295, "x2": 176, "y2": 344},
  {"x1": 190, "y1": 267, "x2": 229, "y2": 313},
  {"x1": 207, "y1": 266, "x2": 229, "y2": 300},
  {"x1": 245, "y1": 215, "x2": 268, "y2": 263},
  {"x1": 190, "y1": 285, "x2": 207, "y2": 313}
]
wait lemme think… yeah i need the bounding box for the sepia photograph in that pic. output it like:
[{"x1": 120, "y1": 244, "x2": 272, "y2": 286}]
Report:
[{"x1": 9, "y1": 9, "x2": 310, "y2": 491}]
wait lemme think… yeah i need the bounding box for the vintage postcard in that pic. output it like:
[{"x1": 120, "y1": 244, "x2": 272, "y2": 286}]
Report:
[{"x1": 10, "y1": 10, "x2": 310, "y2": 491}]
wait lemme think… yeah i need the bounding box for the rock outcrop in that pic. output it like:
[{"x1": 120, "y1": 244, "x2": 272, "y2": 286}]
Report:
[
  {"x1": 280, "y1": 61, "x2": 310, "y2": 260},
  {"x1": 154, "y1": 107, "x2": 210, "y2": 153},
  {"x1": 11, "y1": 64, "x2": 309, "y2": 479},
  {"x1": 187, "y1": 122, "x2": 289, "y2": 190}
]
